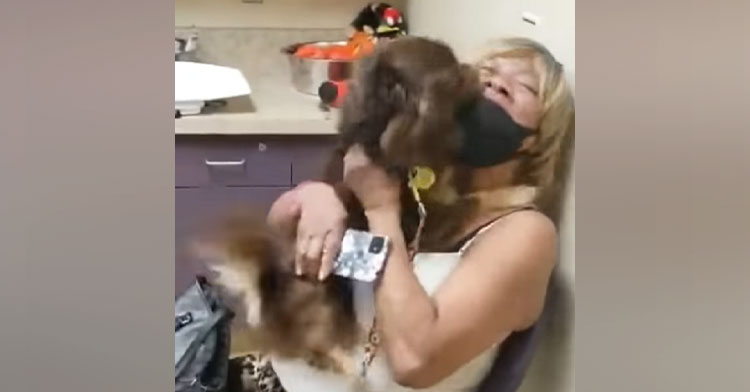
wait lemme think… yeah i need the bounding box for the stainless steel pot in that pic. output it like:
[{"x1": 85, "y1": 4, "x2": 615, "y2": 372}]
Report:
[{"x1": 282, "y1": 41, "x2": 355, "y2": 96}]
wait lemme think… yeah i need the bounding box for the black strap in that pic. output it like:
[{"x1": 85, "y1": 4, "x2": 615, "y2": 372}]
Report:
[{"x1": 448, "y1": 205, "x2": 537, "y2": 252}]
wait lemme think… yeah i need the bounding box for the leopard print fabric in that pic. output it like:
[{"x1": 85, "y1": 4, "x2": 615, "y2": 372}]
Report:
[{"x1": 228, "y1": 353, "x2": 286, "y2": 392}]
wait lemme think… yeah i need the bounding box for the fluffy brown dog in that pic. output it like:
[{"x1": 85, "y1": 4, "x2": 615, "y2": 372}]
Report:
[{"x1": 194, "y1": 36, "x2": 482, "y2": 375}]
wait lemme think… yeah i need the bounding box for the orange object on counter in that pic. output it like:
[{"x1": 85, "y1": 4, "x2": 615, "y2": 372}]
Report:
[
  {"x1": 327, "y1": 45, "x2": 357, "y2": 61},
  {"x1": 354, "y1": 42, "x2": 375, "y2": 58},
  {"x1": 294, "y1": 33, "x2": 376, "y2": 61},
  {"x1": 348, "y1": 32, "x2": 376, "y2": 58},
  {"x1": 349, "y1": 31, "x2": 370, "y2": 44},
  {"x1": 295, "y1": 44, "x2": 327, "y2": 59}
]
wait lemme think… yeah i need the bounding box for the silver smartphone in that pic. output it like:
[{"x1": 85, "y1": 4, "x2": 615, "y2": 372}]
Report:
[{"x1": 331, "y1": 229, "x2": 389, "y2": 282}]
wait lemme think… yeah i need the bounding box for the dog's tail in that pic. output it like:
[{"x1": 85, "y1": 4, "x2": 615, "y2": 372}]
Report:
[
  {"x1": 192, "y1": 207, "x2": 292, "y2": 270},
  {"x1": 189, "y1": 207, "x2": 293, "y2": 326}
]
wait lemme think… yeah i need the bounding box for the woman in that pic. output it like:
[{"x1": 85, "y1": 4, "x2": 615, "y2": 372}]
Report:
[{"x1": 261, "y1": 37, "x2": 574, "y2": 392}]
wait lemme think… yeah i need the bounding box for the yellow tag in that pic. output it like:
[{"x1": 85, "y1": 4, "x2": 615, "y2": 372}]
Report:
[{"x1": 410, "y1": 166, "x2": 436, "y2": 190}]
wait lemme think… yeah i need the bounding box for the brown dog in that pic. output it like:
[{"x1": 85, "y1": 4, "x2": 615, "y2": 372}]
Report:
[{"x1": 194, "y1": 36, "x2": 482, "y2": 375}]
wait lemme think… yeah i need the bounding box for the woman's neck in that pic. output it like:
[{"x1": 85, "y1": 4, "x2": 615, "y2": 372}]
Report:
[
  {"x1": 419, "y1": 159, "x2": 537, "y2": 250},
  {"x1": 468, "y1": 159, "x2": 520, "y2": 191},
  {"x1": 451, "y1": 160, "x2": 537, "y2": 240}
]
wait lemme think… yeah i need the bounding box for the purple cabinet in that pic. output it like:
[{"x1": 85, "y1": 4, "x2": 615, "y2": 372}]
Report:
[
  {"x1": 176, "y1": 137, "x2": 295, "y2": 188},
  {"x1": 290, "y1": 138, "x2": 340, "y2": 184},
  {"x1": 175, "y1": 134, "x2": 337, "y2": 296}
]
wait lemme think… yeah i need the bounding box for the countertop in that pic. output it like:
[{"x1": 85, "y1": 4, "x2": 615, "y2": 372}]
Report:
[
  {"x1": 175, "y1": 80, "x2": 341, "y2": 136},
  {"x1": 174, "y1": 27, "x2": 350, "y2": 136}
]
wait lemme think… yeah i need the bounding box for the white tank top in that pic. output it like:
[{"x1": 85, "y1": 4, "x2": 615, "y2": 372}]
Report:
[{"x1": 271, "y1": 221, "x2": 507, "y2": 392}]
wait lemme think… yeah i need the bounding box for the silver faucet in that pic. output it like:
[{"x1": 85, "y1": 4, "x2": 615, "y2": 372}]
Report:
[{"x1": 175, "y1": 29, "x2": 199, "y2": 61}]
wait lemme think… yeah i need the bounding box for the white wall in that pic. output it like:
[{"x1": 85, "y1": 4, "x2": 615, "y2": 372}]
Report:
[
  {"x1": 176, "y1": 0, "x2": 405, "y2": 28},
  {"x1": 406, "y1": 0, "x2": 574, "y2": 85},
  {"x1": 406, "y1": 1, "x2": 575, "y2": 391}
]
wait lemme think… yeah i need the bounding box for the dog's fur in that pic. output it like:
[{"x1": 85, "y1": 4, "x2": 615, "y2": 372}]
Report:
[{"x1": 194, "y1": 37, "x2": 483, "y2": 375}]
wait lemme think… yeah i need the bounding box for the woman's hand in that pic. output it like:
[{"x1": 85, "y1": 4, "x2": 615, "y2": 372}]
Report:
[
  {"x1": 343, "y1": 145, "x2": 402, "y2": 215},
  {"x1": 267, "y1": 181, "x2": 347, "y2": 280},
  {"x1": 294, "y1": 182, "x2": 348, "y2": 280},
  {"x1": 267, "y1": 145, "x2": 400, "y2": 281}
]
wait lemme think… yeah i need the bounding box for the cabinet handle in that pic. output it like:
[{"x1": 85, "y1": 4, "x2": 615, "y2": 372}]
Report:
[{"x1": 204, "y1": 159, "x2": 246, "y2": 167}]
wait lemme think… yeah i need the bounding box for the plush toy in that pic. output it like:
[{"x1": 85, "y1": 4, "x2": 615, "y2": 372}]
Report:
[
  {"x1": 349, "y1": 2, "x2": 407, "y2": 39},
  {"x1": 314, "y1": 4, "x2": 407, "y2": 108}
]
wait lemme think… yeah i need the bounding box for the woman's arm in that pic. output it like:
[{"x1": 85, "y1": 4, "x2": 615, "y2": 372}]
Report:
[{"x1": 368, "y1": 208, "x2": 557, "y2": 388}]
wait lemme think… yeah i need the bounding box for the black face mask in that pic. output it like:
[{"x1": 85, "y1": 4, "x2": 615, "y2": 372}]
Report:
[{"x1": 456, "y1": 97, "x2": 535, "y2": 167}]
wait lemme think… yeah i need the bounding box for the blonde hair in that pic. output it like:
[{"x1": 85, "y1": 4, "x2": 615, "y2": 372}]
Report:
[{"x1": 475, "y1": 37, "x2": 575, "y2": 223}]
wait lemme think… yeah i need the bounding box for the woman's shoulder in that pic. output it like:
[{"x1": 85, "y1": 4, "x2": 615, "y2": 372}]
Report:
[
  {"x1": 497, "y1": 209, "x2": 557, "y2": 238},
  {"x1": 464, "y1": 209, "x2": 558, "y2": 267}
]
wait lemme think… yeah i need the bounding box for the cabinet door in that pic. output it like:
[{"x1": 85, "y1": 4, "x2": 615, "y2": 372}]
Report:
[
  {"x1": 176, "y1": 138, "x2": 293, "y2": 188},
  {"x1": 175, "y1": 186, "x2": 289, "y2": 296},
  {"x1": 289, "y1": 136, "x2": 340, "y2": 184}
]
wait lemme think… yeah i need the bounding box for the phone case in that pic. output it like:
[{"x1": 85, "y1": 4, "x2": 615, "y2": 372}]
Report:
[{"x1": 331, "y1": 229, "x2": 389, "y2": 282}]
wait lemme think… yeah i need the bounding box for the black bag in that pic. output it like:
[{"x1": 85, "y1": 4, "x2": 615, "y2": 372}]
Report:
[{"x1": 175, "y1": 277, "x2": 233, "y2": 392}]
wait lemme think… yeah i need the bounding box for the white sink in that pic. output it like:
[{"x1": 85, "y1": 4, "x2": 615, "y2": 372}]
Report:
[{"x1": 175, "y1": 61, "x2": 252, "y2": 115}]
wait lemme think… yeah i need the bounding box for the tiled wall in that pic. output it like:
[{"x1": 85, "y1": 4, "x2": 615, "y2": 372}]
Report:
[{"x1": 175, "y1": 27, "x2": 344, "y2": 84}]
